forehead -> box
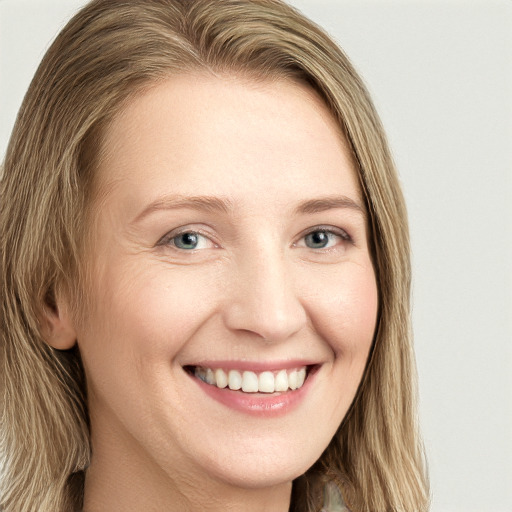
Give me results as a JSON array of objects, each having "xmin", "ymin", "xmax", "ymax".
[{"xmin": 93, "ymin": 73, "xmax": 361, "ymax": 213}]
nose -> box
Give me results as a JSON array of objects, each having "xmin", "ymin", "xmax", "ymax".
[{"xmin": 222, "ymin": 248, "xmax": 308, "ymax": 342}]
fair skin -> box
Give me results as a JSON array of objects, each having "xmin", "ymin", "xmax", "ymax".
[{"xmin": 48, "ymin": 73, "xmax": 378, "ymax": 512}]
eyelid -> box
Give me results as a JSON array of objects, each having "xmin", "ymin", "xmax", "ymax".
[
  {"xmin": 294, "ymin": 225, "xmax": 353, "ymax": 247},
  {"xmin": 156, "ymin": 224, "xmax": 353, "ymax": 250},
  {"xmin": 157, "ymin": 226, "xmax": 219, "ymax": 249}
]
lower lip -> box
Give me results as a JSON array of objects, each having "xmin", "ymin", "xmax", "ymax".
[{"xmin": 188, "ymin": 367, "xmax": 318, "ymax": 417}]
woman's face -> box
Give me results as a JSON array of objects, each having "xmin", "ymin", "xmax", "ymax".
[{"xmin": 75, "ymin": 74, "xmax": 378, "ymax": 492}]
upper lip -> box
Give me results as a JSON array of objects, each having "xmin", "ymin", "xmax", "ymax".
[{"xmin": 183, "ymin": 360, "xmax": 320, "ymax": 372}]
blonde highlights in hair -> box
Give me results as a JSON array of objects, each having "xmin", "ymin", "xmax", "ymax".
[{"xmin": 0, "ymin": 1, "xmax": 429, "ymax": 510}]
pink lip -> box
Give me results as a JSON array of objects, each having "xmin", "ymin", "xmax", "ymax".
[{"xmin": 186, "ymin": 364, "xmax": 320, "ymax": 417}]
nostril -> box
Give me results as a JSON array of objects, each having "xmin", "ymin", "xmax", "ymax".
[{"xmin": 222, "ymin": 301, "xmax": 307, "ymax": 343}]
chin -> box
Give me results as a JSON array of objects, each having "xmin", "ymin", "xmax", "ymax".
[{"xmin": 186, "ymin": 430, "xmax": 329, "ymax": 491}]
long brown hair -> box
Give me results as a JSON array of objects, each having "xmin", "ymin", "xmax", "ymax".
[{"xmin": 0, "ymin": 1, "xmax": 429, "ymax": 510}]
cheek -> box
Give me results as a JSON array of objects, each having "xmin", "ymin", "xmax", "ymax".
[
  {"xmin": 304, "ymin": 261, "xmax": 378, "ymax": 358},
  {"xmin": 81, "ymin": 262, "xmax": 221, "ymax": 363},
  {"xmin": 76, "ymin": 262, "xmax": 224, "ymax": 429}
]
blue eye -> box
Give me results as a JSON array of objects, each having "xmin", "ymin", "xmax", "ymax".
[
  {"xmin": 304, "ymin": 230, "xmax": 331, "ymax": 249},
  {"xmin": 158, "ymin": 228, "xmax": 216, "ymax": 252},
  {"xmin": 171, "ymin": 231, "xmax": 215, "ymax": 250},
  {"xmin": 300, "ymin": 228, "xmax": 350, "ymax": 250},
  {"xmin": 173, "ymin": 232, "xmax": 200, "ymax": 250}
]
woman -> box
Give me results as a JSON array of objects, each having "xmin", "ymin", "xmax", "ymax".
[{"xmin": 0, "ymin": 1, "xmax": 429, "ymax": 511}]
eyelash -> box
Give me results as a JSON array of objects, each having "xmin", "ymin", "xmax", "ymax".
[
  {"xmin": 158, "ymin": 229, "xmax": 217, "ymax": 251},
  {"xmin": 158, "ymin": 226, "xmax": 353, "ymax": 252},
  {"xmin": 295, "ymin": 226, "xmax": 353, "ymax": 250}
]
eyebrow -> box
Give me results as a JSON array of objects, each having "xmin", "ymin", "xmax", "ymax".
[
  {"xmin": 294, "ymin": 196, "xmax": 366, "ymax": 216},
  {"xmin": 132, "ymin": 193, "xmax": 365, "ymax": 224},
  {"xmin": 132, "ymin": 195, "xmax": 234, "ymax": 224}
]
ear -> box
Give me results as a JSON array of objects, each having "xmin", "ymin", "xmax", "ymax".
[{"xmin": 41, "ymin": 289, "xmax": 77, "ymax": 350}]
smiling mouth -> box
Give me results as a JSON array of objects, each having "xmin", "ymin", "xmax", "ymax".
[{"xmin": 185, "ymin": 365, "xmax": 315, "ymax": 394}]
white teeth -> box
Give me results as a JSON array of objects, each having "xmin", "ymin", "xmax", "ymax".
[
  {"xmin": 258, "ymin": 371, "xmax": 275, "ymax": 393},
  {"xmin": 274, "ymin": 369, "xmax": 288, "ymax": 392},
  {"xmin": 194, "ymin": 366, "xmax": 205, "ymax": 381},
  {"xmin": 193, "ymin": 366, "xmax": 309, "ymax": 393},
  {"xmin": 215, "ymin": 368, "xmax": 228, "ymax": 388},
  {"xmin": 297, "ymin": 367, "xmax": 306, "ymax": 388},
  {"xmin": 242, "ymin": 371, "xmax": 259, "ymax": 392},
  {"xmin": 228, "ymin": 370, "xmax": 242, "ymax": 390},
  {"xmin": 288, "ymin": 369, "xmax": 298, "ymax": 390},
  {"xmin": 205, "ymin": 368, "xmax": 215, "ymax": 385}
]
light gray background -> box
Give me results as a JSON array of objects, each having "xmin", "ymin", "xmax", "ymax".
[{"xmin": 1, "ymin": 1, "xmax": 511, "ymax": 511}]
